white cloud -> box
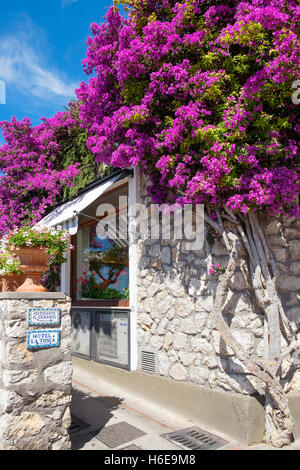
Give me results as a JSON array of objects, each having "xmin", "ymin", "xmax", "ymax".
[{"xmin": 0, "ymin": 20, "xmax": 78, "ymax": 103}]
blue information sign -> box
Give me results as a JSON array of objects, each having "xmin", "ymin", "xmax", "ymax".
[{"xmin": 27, "ymin": 330, "xmax": 61, "ymax": 349}]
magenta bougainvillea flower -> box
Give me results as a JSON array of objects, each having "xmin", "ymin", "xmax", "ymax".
[
  {"xmin": 75, "ymin": 0, "xmax": 299, "ymax": 217},
  {"xmin": 0, "ymin": 0, "xmax": 299, "ymax": 234},
  {"xmin": 0, "ymin": 112, "xmax": 80, "ymax": 233}
]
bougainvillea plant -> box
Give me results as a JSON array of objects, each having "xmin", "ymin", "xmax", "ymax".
[
  {"xmin": 0, "ymin": 116, "xmax": 79, "ymax": 234},
  {"xmin": 73, "ymin": 0, "xmax": 300, "ymax": 447},
  {"xmin": 209, "ymin": 263, "xmax": 226, "ymax": 275},
  {"xmin": 0, "ymin": 102, "xmax": 113, "ymax": 234},
  {"xmin": 0, "ymin": 0, "xmax": 298, "ymax": 447}
]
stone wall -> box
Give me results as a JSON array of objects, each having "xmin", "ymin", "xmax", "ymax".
[
  {"xmin": 0, "ymin": 293, "xmax": 72, "ymax": 450},
  {"xmin": 136, "ymin": 175, "xmax": 300, "ymax": 396}
]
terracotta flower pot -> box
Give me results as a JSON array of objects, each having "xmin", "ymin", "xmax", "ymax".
[
  {"xmin": 12, "ymin": 247, "xmax": 50, "ymax": 293},
  {"xmin": 0, "ymin": 273, "xmax": 26, "ymax": 292}
]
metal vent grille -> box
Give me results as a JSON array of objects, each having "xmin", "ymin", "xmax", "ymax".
[
  {"xmin": 141, "ymin": 350, "xmax": 156, "ymax": 374},
  {"xmin": 161, "ymin": 427, "xmax": 228, "ymax": 450},
  {"xmin": 94, "ymin": 422, "xmax": 146, "ymax": 448}
]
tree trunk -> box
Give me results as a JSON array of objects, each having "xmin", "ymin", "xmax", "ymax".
[{"xmin": 206, "ymin": 209, "xmax": 298, "ymax": 447}]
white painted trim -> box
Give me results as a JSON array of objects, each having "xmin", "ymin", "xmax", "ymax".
[
  {"xmin": 128, "ymin": 168, "xmax": 140, "ymax": 371},
  {"xmin": 38, "ymin": 173, "xmax": 123, "ymax": 231},
  {"xmin": 60, "ymin": 246, "xmax": 71, "ymax": 296},
  {"xmin": 59, "ymin": 176, "xmax": 130, "ymax": 295}
]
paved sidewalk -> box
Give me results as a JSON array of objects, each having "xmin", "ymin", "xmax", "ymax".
[{"xmin": 70, "ymin": 357, "xmax": 300, "ymax": 451}]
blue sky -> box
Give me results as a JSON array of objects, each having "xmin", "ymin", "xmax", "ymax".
[{"xmin": 0, "ymin": 0, "xmax": 114, "ymax": 145}]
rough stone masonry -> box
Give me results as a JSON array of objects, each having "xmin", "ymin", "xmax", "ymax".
[
  {"xmin": 136, "ymin": 174, "xmax": 300, "ymax": 397},
  {"xmin": 0, "ymin": 293, "xmax": 72, "ymax": 450}
]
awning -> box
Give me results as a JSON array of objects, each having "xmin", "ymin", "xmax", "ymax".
[{"xmin": 38, "ymin": 172, "xmax": 124, "ymax": 235}]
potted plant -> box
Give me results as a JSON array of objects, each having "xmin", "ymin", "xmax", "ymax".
[
  {"xmin": 0, "ymin": 249, "xmax": 25, "ymax": 292},
  {"xmin": 4, "ymin": 225, "xmax": 70, "ymax": 292}
]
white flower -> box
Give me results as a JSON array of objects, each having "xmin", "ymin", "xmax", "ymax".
[{"xmin": 34, "ymin": 225, "xmax": 42, "ymax": 233}]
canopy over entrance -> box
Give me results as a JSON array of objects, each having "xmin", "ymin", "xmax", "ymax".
[{"xmin": 38, "ymin": 170, "xmax": 128, "ymax": 235}]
